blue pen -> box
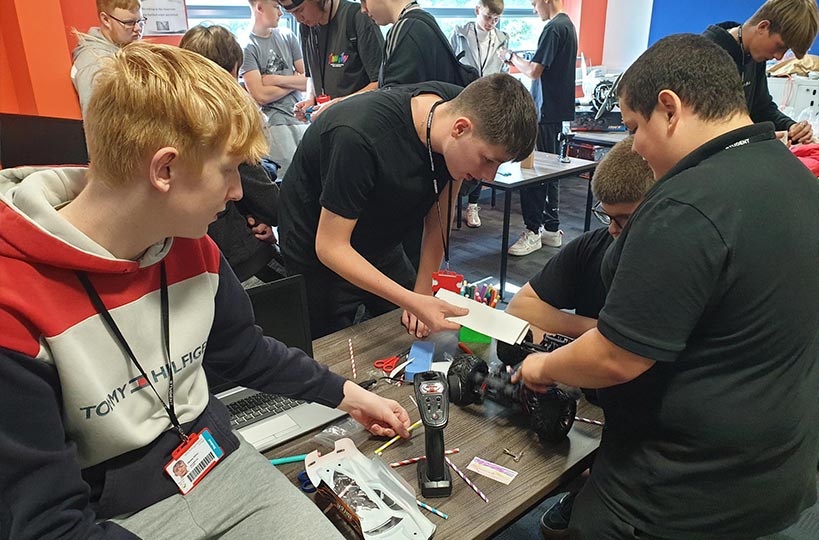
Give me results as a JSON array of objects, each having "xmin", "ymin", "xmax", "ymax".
[
  {"xmin": 269, "ymin": 454, "xmax": 308, "ymax": 466},
  {"xmin": 304, "ymin": 105, "xmax": 315, "ymax": 122}
]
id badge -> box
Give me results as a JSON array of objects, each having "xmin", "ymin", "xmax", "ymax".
[
  {"xmin": 316, "ymin": 94, "xmax": 331, "ymax": 104},
  {"xmin": 432, "ymin": 270, "xmax": 464, "ymax": 294},
  {"xmin": 164, "ymin": 429, "xmax": 224, "ymax": 495}
]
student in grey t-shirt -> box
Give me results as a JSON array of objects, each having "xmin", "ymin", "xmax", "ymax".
[{"xmin": 242, "ymin": 0, "xmax": 309, "ymax": 176}]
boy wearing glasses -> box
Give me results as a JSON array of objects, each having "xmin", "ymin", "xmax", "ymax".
[
  {"xmin": 506, "ymin": 136, "xmax": 653, "ymax": 341},
  {"xmin": 72, "ymin": 0, "xmax": 146, "ymax": 115},
  {"xmin": 449, "ymin": 0, "xmax": 510, "ymax": 229},
  {"xmin": 505, "ymin": 135, "xmax": 653, "ymax": 537}
]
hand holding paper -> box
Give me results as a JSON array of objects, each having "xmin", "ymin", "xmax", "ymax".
[{"xmin": 435, "ymin": 289, "xmax": 530, "ymax": 345}]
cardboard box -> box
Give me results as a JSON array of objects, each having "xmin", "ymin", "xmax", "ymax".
[{"xmin": 571, "ymin": 106, "xmax": 626, "ymax": 132}]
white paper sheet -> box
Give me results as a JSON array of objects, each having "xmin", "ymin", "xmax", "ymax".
[{"xmin": 435, "ymin": 289, "xmax": 530, "ymax": 345}]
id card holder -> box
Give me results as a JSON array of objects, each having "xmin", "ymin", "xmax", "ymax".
[
  {"xmin": 432, "ymin": 270, "xmax": 464, "ymax": 294},
  {"xmin": 164, "ymin": 429, "xmax": 224, "ymax": 495},
  {"xmin": 316, "ymin": 94, "xmax": 331, "ymax": 105}
]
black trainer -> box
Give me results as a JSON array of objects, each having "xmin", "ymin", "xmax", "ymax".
[{"xmin": 540, "ymin": 492, "xmax": 575, "ymax": 539}]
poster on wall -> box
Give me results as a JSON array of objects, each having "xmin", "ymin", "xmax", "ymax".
[{"xmin": 141, "ymin": 0, "xmax": 188, "ymax": 36}]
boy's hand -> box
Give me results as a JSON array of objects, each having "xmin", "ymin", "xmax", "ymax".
[
  {"xmin": 402, "ymin": 294, "xmax": 468, "ymax": 337},
  {"xmin": 294, "ymin": 97, "xmax": 316, "ymax": 122},
  {"xmin": 789, "ymin": 120, "xmax": 813, "ymax": 145},
  {"xmin": 338, "ymin": 381, "xmax": 411, "ymax": 438},
  {"xmin": 511, "ymin": 352, "xmax": 556, "ymax": 393},
  {"xmin": 246, "ymin": 215, "xmax": 277, "ymax": 244}
]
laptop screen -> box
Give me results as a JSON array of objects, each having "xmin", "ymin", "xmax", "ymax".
[{"xmin": 207, "ymin": 274, "xmax": 313, "ymax": 394}]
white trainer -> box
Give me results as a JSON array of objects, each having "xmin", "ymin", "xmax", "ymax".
[
  {"xmin": 465, "ymin": 204, "xmax": 481, "ymax": 228},
  {"xmin": 541, "ymin": 229, "xmax": 564, "ymax": 248},
  {"xmin": 508, "ymin": 230, "xmax": 542, "ymax": 256}
]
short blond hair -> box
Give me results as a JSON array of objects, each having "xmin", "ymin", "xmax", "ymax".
[
  {"xmin": 479, "ymin": 0, "xmax": 504, "ymax": 15},
  {"xmin": 97, "ymin": 0, "xmax": 141, "ymax": 13},
  {"xmin": 592, "ymin": 136, "xmax": 655, "ymax": 204},
  {"xmin": 84, "ymin": 41, "xmax": 267, "ymax": 186},
  {"xmin": 748, "ymin": 0, "xmax": 819, "ymax": 58}
]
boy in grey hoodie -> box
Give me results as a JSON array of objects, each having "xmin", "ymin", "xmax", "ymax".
[{"xmin": 71, "ymin": 0, "xmax": 146, "ymax": 115}]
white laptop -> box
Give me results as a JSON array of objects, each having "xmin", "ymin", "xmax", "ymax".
[{"xmin": 209, "ymin": 275, "xmax": 346, "ymax": 452}]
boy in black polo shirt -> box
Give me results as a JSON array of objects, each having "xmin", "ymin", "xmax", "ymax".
[
  {"xmin": 279, "ymin": 74, "xmax": 538, "ymax": 339},
  {"xmin": 513, "ymin": 34, "xmax": 819, "ymax": 539},
  {"xmin": 500, "ymin": 0, "xmax": 576, "ymax": 255}
]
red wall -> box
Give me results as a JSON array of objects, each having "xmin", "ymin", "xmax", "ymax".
[
  {"xmin": 0, "ymin": 0, "xmax": 182, "ymax": 120},
  {"xmin": 0, "ymin": 0, "xmax": 607, "ymax": 121}
]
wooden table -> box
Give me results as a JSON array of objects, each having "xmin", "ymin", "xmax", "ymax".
[
  {"xmin": 266, "ymin": 312, "xmax": 603, "ymax": 540},
  {"xmin": 472, "ymin": 152, "xmax": 598, "ymax": 300}
]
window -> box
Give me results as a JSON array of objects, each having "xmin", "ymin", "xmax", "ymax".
[{"xmin": 186, "ymin": 1, "xmax": 543, "ymax": 49}]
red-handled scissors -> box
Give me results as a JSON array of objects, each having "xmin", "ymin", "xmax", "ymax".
[{"xmin": 374, "ymin": 349, "xmax": 409, "ymax": 374}]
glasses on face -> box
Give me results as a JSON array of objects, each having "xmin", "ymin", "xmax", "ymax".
[
  {"xmin": 592, "ymin": 201, "xmax": 628, "ymax": 229},
  {"xmin": 105, "ymin": 12, "xmax": 148, "ymax": 30}
]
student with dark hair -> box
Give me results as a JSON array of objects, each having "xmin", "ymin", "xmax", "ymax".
[
  {"xmin": 279, "ymin": 0, "xmax": 385, "ymax": 122},
  {"xmin": 499, "ymin": 0, "xmax": 577, "ymax": 256},
  {"xmin": 180, "ymin": 24, "xmax": 285, "ymax": 287},
  {"xmin": 513, "ymin": 33, "xmax": 819, "ymax": 539},
  {"xmin": 279, "ymin": 74, "xmax": 538, "ymax": 339},
  {"xmin": 703, "ymin": 0, "xmax": 818, "ymax": 144},
  {"xmin": 360, "ymin": 0, "xmax": 470, "ymax": 271}
]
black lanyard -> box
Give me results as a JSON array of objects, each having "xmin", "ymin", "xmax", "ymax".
[
  {"xmin": 473, "ymin": 24, "xmax": 492, "ymax": 77},
  {"xmin": 737, "ymin": 25, "xmax": 747, "ymax": 84},
  {"xmin": 309, "ymin": 0, "xmax": 335, "ymax": 96},
  {"xmin": 399, "ymin": 0, "xmax": 419, "ymax": 19},
  {"xmin": 76, "ymin": 262, "xmax": 188, "ymax": 444},
  {"xmin": 426, "ymin": 99, "xmax": 452, "ymax": 268}
]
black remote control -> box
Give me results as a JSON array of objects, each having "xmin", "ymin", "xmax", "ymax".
[{"xmin": 414, "ymin": 371, "xmax": 452, "ymax": 497}]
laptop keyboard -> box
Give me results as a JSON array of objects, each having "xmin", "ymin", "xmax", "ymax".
[{"xmin": 227, "ymin": 393, "xmax": 304, "ymax": 429}]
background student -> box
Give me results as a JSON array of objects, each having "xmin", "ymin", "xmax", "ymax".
[
  {"xmin": 278, "ymin": 0, "xmax": 385, "ymax": 122},
  {"xmin": 504, "ymin": 135, "xmax": 654, "ymax": 537},
  {"xmin": 499, "ymin": 0, "xmax": 577, "ymax": 256},
  {"xmin": 72, "ymin": 0, "xmax": 145, "ymax": 115},
  {"xmin": 703, "ymin": 0, "xmax": 817, "ymax": 145},
  {"xmin": 0, "ymin": 41, "xmax": 410, "ymax": 539},
  {"xmin": 449, "ymin": 0, "xmax": 511, "ymax": 229},
  {"xmin": 513, "ymin": 34, "xmax": 819, "ymax": 539},
  {"xmin": 278, "ymin": 74, "xmax": 538, "ymax": 339},
  {"xmin": 180, "ymin": 24, "xmax": 286, "ymax": 287},
  {"xmin": 242, "ymin": 0, "xmax": 309, "ymax": 177}
]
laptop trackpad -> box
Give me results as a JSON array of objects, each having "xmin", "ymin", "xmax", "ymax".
[{"xmin": 241, "ymin": 413, "xmax": 298, "ymax": 441}]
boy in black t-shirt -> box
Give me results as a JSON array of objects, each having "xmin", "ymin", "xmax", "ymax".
[
  {"xmin": 279, "ymin": 0, "xmax": 384, "ymax": 121},
  {"xmin": 500, "ymin": 0, "xmax": 576, "ymax": 256},
  {"xmin": 513, "ymin": 34, "xmax": 819, "ymax": 539},
  {"xmin": 279, "ymin": 74, "xmax": 538, "ymax": 339}
]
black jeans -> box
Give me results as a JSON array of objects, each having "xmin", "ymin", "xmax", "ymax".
[
  {"xmin": 520, "ymin": 122, "xmax": 561, "ymax": 233},
  {"xmin": 293, "ymin": 246, "xmax": 416, "ymax": 339}
]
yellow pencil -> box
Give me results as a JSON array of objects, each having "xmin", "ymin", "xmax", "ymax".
[{"xmin": 374, "ymin": 419, "xmax": 423, "ymax": 455}]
